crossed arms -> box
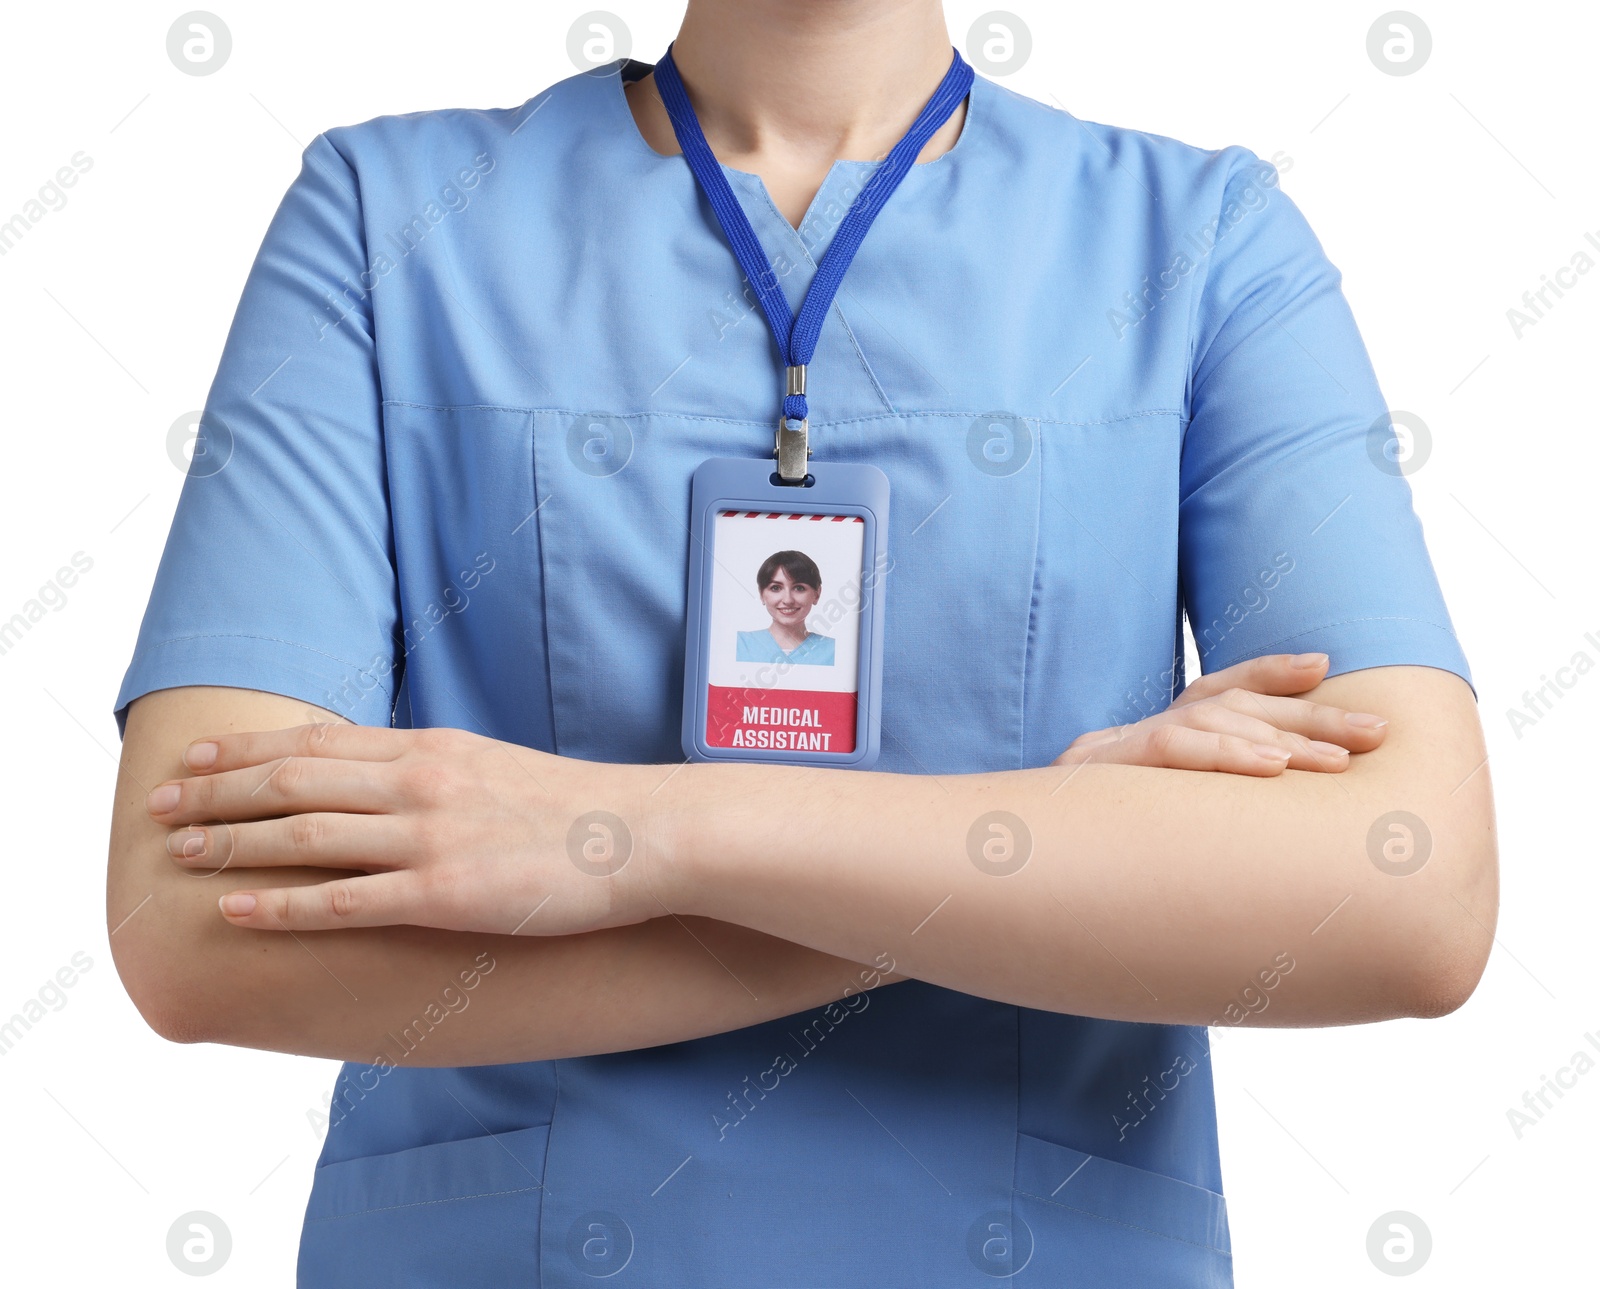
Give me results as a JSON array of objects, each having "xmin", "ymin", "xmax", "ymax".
[{"xmin": 107, "ymin": 655, "xmax": 1496, "ymax": 1066}]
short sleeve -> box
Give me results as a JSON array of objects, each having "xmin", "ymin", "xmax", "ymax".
[
  {"xmin": 1177, "ymin": 149, "xmax": 1473, "ymax": 696},
  {"xmin": 112, "ymin": 131, "xmax": 401, "ymax": 738}
]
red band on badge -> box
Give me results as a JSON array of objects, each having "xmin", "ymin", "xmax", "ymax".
[{"xmin": 706, "ymin": 686, "xmax": 857, "ymax": 754}]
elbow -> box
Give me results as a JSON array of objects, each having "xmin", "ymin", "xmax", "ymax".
[
  {"xmin": 1404, "ymin": 942, "xmax": 1490, "ymax": 1019},
  {"xmin": 142, "ymin": 1005, "xmax": 216, "ymax": 1047},
  {"xmin": 1397, "ymin": 837, "xmax": 1499, "ymax": 1021},
  {"xmin": 109, "ymin": 919, "xmax": 224, "ymax": 1047},
  {"xmin": 114, "ymin": 957, "xmax": 217, "ymax": 1046}
]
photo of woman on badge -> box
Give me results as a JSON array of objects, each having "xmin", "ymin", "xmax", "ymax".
[{"xmin": 737, "ymin": 549, "xmax": 837, "ymax": 665}]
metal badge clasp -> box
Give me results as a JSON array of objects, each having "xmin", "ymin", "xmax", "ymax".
[
  {"xmin": 775, "ymin": 365, "xmax": 810, "ymax": 483},
  {"xmin": 775, "ymin": 417, "xmax": 810, "ymax": 482}
]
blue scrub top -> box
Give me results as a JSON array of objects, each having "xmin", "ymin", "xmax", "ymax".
[
  {"xmin": 736, "ymin": 628, "xmax": 835, "ymax": 665},
  {"xmin": 114, "ymin": 55, "xmax": 1471, "ymax": 1288}
]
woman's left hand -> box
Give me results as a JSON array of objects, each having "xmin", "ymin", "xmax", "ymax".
[
  {"xmin": 145, "ymin": 722, "xmax": 668, "ymax": 936},
  {"xmin": 1052, "ymin": 652, "xmax": 1387, "ymax": 776}
]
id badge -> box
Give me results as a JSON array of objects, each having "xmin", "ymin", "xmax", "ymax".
[{"xmin": 681, "ymin": 457, "xmax": 889, "ymax": 768}]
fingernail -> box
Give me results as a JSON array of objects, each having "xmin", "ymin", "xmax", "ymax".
[
  {"xmin": 220, "ymin": 893, "xmax": 256, "ymax": 917},
  {"xmin": 1345, "ymin": 713, "xmax": 1388, "ymax": 729},
  {"xmin": 1308, "ymin": 740, "xmax": 1349, "ymax": 759},
  {"xmin": 1252, "ymin": 743, "xmax": 1292, "ymax": 762},
  {"xmin": 184, "ymin": 741, "xmax": 218, "ymax": 770},
  {"xmin": 167, "ymin": 829, "xmax": 207, "ymax": 859},
  {"xmin": 1290, "ymin": 653, "xmax": 1328, "ymax": 668},
  {"xmin": 147, "ymin": 784, "xmax": 181, "ymax": 814}
]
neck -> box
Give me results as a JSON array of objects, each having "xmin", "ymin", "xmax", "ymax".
[
  {"xmin": 625, "ymin": 2, "xmax": 962, "ymax": 229},
  {"xmin": 639, "ymin": 0, "xmax": 957, "ymax": 168}
]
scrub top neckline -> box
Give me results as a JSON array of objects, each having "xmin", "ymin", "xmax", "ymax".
[
  {"xmin": 606, "ymin": 56, "xmax": 981, "ymax": 233},
  {"xmin": 772, "ymin": 628, "xmax": 819, "ymax": 656}
]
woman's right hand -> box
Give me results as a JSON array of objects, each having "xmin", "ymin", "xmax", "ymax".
[{"xmin": 1052, "ymin": 652, "xmax": 1389, "ymax": 777}]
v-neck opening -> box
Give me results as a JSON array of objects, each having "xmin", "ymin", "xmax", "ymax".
[{"xmin": 607, "ymin": 56, "xmax": 979, "ymax": 234}]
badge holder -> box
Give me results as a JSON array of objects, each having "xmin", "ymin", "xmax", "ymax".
[{"xmin": 682, "ymin": 394, "xmax": 889, "ymax": 768}]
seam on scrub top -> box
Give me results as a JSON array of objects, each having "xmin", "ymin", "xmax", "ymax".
[
  {"xmin": 765, "ymin": 212, "xmax": 896, "ymax": 419},
  {"xmin": 381, "ymin": 400, "xmax": 1184, "ymax": 431},
  {"xmin": 527, "ymin": 412, "xmax": 563, "ymax": 757},
  {"xmin": 899, "ymin": 410, "xmax": 1182, "ymax": 429},
  {"xmin": 1205, "ymin": 616, "xmax": 1463, "ymax": 670},
  {"xmin": 537, "ymin": 1058, "xmax": 561, "ymax": 1272},
  {"xmin": 305, "ymin": 1184, "xmax": 544, "ymax": 1222},
  {"xmin": 1178, "ymin": 153, "xmax": 1259, "ymax": 428},
  {"xmin": 1179, "ymin": 589, "xmax": 1195, "ymax": 696},
  {"xmin": 834, "ymin": 294, "xmax": 898, "ymax": 416},
  {"xmin": 127, "ymin": 633, "xmax": 397, "ymax": 715},
  {"xmin": 1014, "ymin": 1189, "xmax": 1231, "ymax": 1256},
  {"xmin": 387, "ymin": 653, "xmax": 407, "ymax": 728},
  {"xmin": 745, "ymin": 159, "xmax": 820, "ymax": 251},
  {"xmin": 930, "ymin": 66, "xmax": 985, "ymax": 172},
  {"xmin": 132, "ymin": 631, "xmax": 384, "ymax": 675},
  {"xmin": 722, "ymin": 162, "xmax": 897, "ymax": 420},
  {"xmin": 1010, "ymin": 1007, "xmax": 1022, "ymax": 1256},
  {"xmin": 833, "ymin": 276, "xmax": 954, "ymax": 417},
  {"xmin": 1178, "ymin": 172, "xmax": 1206, "ymax": 428},
  {"xmin": 1017, "ymin": 435, "xmax": 1044, "ymax": 768},
  {"xmin": 1183, "ymin": 150, "xmax": 1279, "ymax": 417},
  {"xmin": 1190, "ymin": 278, "xmax": 1330, "ymax": 416}
]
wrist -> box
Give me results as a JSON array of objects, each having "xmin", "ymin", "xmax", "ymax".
[{"xmin": 629, "ymin": 760, "xmax": 723, "ymax": 920}]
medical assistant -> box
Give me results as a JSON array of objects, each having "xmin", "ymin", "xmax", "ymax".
[
  {"xmin": 736, "ymin": 629, "xmax": 836, "ymax": 665},
  {"xmin": 113, "ymin": 55, "xmax": 1472, "ymax": 1288}
]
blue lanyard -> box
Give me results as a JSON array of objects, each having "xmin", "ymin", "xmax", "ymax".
[{"xmin": 652, "ymin": 45, "xmax": 973, "ymax": 449}]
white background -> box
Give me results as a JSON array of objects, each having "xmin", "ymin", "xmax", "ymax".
[{"xmin": 1, "ymin": 1, "xmax": 1593, "ymax": 1283}]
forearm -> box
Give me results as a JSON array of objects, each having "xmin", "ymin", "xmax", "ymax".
[
  {"xmin": 111, "ymin": 848, "xmax": 898, "ymax": 1065},
  {"xmin": 110, "ymin": 686, "xmax": 899, "ymax": 1065},
  {"xmin": 656, "ymin": 667, "xmax": 1497, "ymax": 1025}
]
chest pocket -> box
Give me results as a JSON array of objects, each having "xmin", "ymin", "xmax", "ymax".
[{"xmin": 528, "ymin": 410, "xmax": 1043, "ymax": 774}]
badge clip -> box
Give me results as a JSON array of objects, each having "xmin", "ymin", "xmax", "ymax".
[{"xmin": 775, "ymin": 365, "xmax": 810, "ymax": 483}]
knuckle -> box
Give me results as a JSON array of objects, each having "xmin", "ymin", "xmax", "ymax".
[
  {"xmin": 212, "ymin": 821, "xmax": 242, "ymax": 866},
  {"xmin": 289, "ymin": 813, "xmax": 325, "ymax": 853},
  {"xmin": 1148, "ymin": 723, "xmax": 1184, "ymax": 757},
  {"xmin": 326, "ymin": 883, "xmax": 359, "ymax": 921},
  {"xmin": 270, "ymin": 756, "xmax": 306, "ymax": 797},
  {"xmin": 417, "ymin": 727, "xmax": 459, "ymax": 755},
  {"xmin": 1229, "ymin": 734, "xmax": 1275, "ymax": 762},
  {"xmin": 403, "ymin": 759, "xmax": 458, "ymax": 806},
  {"xmin": 175, "ymin": 777, "xmax": 203, "ymax": 814}
]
